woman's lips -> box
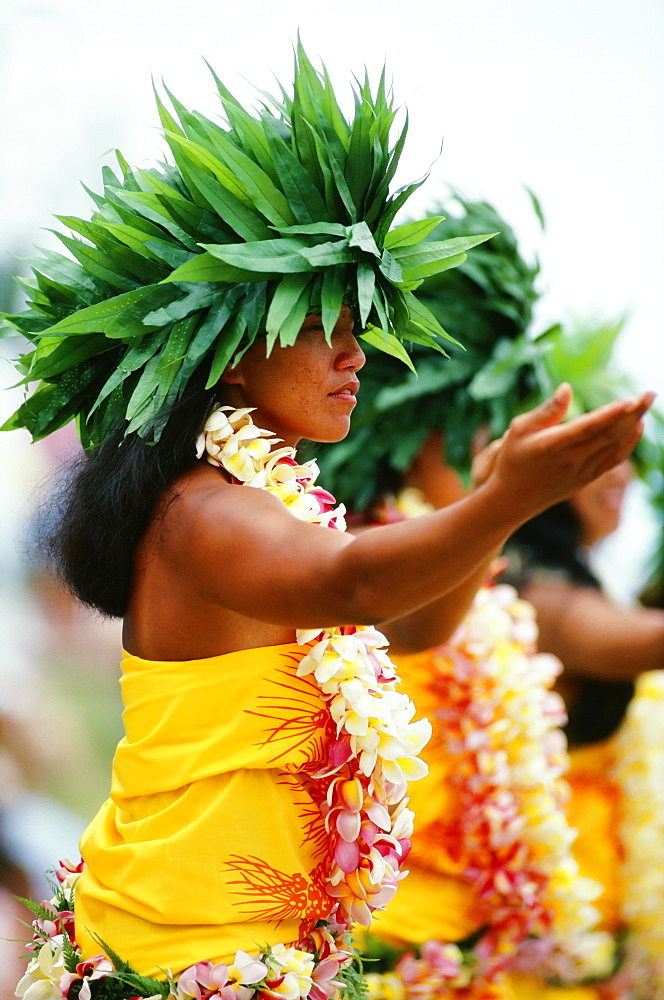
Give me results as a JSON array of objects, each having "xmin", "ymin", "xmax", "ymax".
[{"xmin": 328, "ymin": 381, "xmax": 359, "ymax": 404}]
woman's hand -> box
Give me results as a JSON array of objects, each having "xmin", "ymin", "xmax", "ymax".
[{"xmin": 472, "ymin": 383, "xmax": 654, "ymax": 519}]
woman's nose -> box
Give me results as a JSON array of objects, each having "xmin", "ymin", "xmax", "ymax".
[{"xmin": 335, "ymin": 333, "xmax": 366, "ymax": 372}]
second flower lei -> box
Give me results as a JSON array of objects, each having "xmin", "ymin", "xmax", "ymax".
[
  {"xmin": 363, "ymin": 490, "xmax": 615, "ymax": 997},
  {"xmin": 15, "ymin": 408, "xmax": 431, "ymax": 1000}
]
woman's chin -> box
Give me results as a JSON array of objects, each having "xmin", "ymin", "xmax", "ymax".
[{"xmin": 304, "ymin": 421, "xmax": 352, "ymax": 445}]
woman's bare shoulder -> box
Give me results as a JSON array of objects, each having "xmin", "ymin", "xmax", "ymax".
[{"xmin": 154, "ymin": 463, "xmax": 298, "ymax": 563}]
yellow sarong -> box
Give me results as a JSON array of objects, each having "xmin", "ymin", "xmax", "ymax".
[{"xmin": 75, "ymin": 642, "xmax": 333, "ymax": 977}]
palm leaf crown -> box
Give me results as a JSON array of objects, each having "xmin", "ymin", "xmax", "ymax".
[
  {"xmin": 317, "ymin": 193, "xmax": 551, "ymax": 511},
  {"xmin": 2, "ymin": 42, "xmax": 493, "ymax": 450}
]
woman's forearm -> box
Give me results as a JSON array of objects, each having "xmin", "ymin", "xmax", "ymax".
[
  {"xmin": 331, "ymin": 481, "xmax": 523, "ymax": 625},
  {"xmin": 378, "ymin": 552, "xmax": 498, "ymax": 653}
]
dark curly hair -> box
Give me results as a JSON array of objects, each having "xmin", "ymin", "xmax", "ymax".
[{"xmin": 44, "ymin": 366, "xmax": 216, "ymax": 619}]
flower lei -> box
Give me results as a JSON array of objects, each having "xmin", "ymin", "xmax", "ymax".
[
  {"xmin": 16, "ymin": 409, "xmax": 430, "ymax": 1000},
  {"xmin": 363, "ymin": 490, "xmax": 614, "ymax": 996},
  {"xmin": 610, "ymin": 670, "xmax": 664, "ymax": 996},
  {"xmin": 17, "ymin": 861, "xmax": 355, "ymax": 1000},
  {"xmin": 451, "ymin": 585, "xmax": 613, "ymax": 982}
]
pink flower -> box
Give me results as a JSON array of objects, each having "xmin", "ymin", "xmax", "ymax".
[
  {"xmin": 60, "ymin": 955, "xmax": 113, "ymax": 1000},
  {"xmin": 33, "ymin": 910, "xmax": 76, "ymax": 945},
  {"xmin": 420, "ymin": 940, "xmax": 464, "ymax": 978},
  {"xmin": 309, "ymin": 958, "xmax": 343, "ymax": 1000},
  {"xmin": 55, "ymin": 859, "xmax": 85, "ymax": 884},
  {"xmin": 177, "ymin": 961, "xmax": 237, "ymax": 1000}
]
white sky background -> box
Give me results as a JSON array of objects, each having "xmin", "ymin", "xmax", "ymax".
[{"xmin": 1, "ymin": 0, "xmax": 663, "ymax": 593}]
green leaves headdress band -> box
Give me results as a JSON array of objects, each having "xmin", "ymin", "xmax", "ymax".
[{"xmin": 2, "ymin": 43, "xmax": 493, "ymax": 449}]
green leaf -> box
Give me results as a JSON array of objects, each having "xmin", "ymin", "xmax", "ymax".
[
  {"xmin": 274, "ymin": 222, "xmax": 348, "ymax": 238},
  {"xmin": 165, "ymin": 250, "xmax": 266, "ymax": 284},
  {"xmin": 346, "ymin": 100, "xmax": 373, "ymax": 210},
  {"xmin": 204, "ymin": 237, "xmax": 316, "ymax": 274},
  {"xmin": 360, "ymin": 326, "xmax": 415, "ymax": 372},
  {"xmin": 264, "ymin": 126, "xmax": 330, "ymax": 225},
  {"xmin": 371, "ymin": 282, "xmax": 391, "ymax": 337},
  {"xmin": 356, "ymin": 261, "xmax": 376, "ymax": 327},
  {"xmin": 54, "ymin": 232, "xmax": 138, "ymax": 292},
  {"xmin": 163, "ymin": 130, "xmax": 251, "ymax": 206},
  {"xmin": 25, "ymin": 334, "xmax": 114, "ymax": 383},
  {"xmin": 55, "ymin": 217, "xmax": 168, "ymax": 283},
  {"xmin": 326, "ymin": 146, "xmax": 358, "ymax": 221},
  {"xmin": 297, "ymin": 240, "xmax": 355, "ymax": 268},
  {"xmin": 37, "ymin": 286, "xmax": 160, "ymax": 337},
  {"xmin": 400, "ymin": 252, "xmax": 467, "ymax": 285},
  {"xmin": 276, "ymin": 279, "xmax": 313, "ymax": 350},
  {"xmin": 265, "ymin": 273, "xmax": 311, "ymax": 348},
  {"xmin": 143, "ymin": 283, "xmax": 220, "ymax": 326},
  {"xmin": 110, "ymin": 187, "xmax": 199, "ymax": 250},
  {"xmin": 155, "ymin": 315, "xmax": 198, "ymax": 404},
  {"xmin": 374, "ymin": 175, "xmax": 426, "ymax": 247},
  {"xmin": 321, "ymin": 267, "xmax": 345, "ymax": 341},
  {"xmin": 135, "ymin": 168, "xmax": 235, "ymax": 243},
  {"xmin": 198, "ymin": 285, "xmax": 247, "ymax": 387},
  {"xmin": 243, "ymin": 281, "xmax": 268, "ymax": 347},
  {"xmin": 394, "ymin": 233, "xmax": 497, "ymax": 282},
  {"xmin": 348, "ymin": 221, "xmax": 380, "ymax": 258},
  {"xmin": 366, "ymin": 113, "xmax": 409, "ymax": 229},
  {"xmin": 469, "ymin": 337, "xmax": 540, "ymax": 399},
  {"xmin": 384, "ymin": 216, "xmax": 446, "ymax": 249},
  {"xmin": 206, "ymin": 308, "xmax": 247, "ymax": 387},
  {"xmin": 373, "ymin": 364, "xmax": 457, "ymax": 411},
  {"xmin": 165, "ymin": 128, "xmax": 297, "ymax": 229},
  {"xmin": 378, "ymin": 249, "xmax": 403, "ymax": 284},
  {"xmin": 407, "ymin": 294, "xmax": 461, "ymax": 347},
  {"xmin": 125, "ymin": 352, "xmax": 163, "ymax": 425},
  {"xmin": 181, "ymin": 164, "xmax": 274, "ymax": 242}
]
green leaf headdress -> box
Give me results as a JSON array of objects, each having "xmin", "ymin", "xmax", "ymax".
[
  {"xmin": 1, "ymin": 42, "xmax": 492, "ymax": 450},
  {"xmin": 317, "ymin": 192, "xmax": 551, "ymax": 511}
]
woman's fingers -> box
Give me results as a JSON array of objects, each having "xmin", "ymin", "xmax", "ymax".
[
  {"xmin": 491, "ymin": 388, "xmax": 656, "ymax": 515},
  {"xmin": 536, "ymin": 390, "xmax": 653, "ymax": 456},
  {"xmin": 510, "ymin": 382, "xmax": 572, "ymax": 437}
]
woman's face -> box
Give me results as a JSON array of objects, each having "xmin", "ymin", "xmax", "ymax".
[
  {"xmin": 221, "ymin": 304, "xmax": 366, "ymax": 446},
  {"xmin": 569, "ymin": 459, "xmax": 633, "ymax": 546}
]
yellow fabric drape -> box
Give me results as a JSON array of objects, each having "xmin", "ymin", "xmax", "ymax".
[
  {"xmin": 75, "ymin": 642, "xmax": 334, "ymax": 977},
  {"xmin": 563, "ymin": 741, "xmax": 624, "ymax": 932}
]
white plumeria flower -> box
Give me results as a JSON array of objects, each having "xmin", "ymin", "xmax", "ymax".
[
  {"xmin": 267, "ymin": 945, "xmax": 314, "ymax": 999},
  {"xmin": 390, "ymin": 803, "xmax": 415, "ymax": 840},
  {"xmin": 228, "ymin": 949, "xmax": 269, "ymax": 985},
  {"xmin": 16, "ymin": 945, "xmax": 67, "ymax": 1000}
]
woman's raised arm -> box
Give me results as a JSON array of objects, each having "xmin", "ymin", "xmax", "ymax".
[{"xmin": 157, "ymin": 385, "xmax": 654, "ymax": 631}]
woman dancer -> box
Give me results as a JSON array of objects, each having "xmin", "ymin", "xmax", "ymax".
[
  {"xmin": 3, "ymin": 55, "xmax": 652, "ymax": 999},
  {"xmin": 317, "ymin": 201, "xmax": 656, "ymax": 993},
  {"xmin": 503, "ymin": 323, "xmax": 664, "ymax": 997}
]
